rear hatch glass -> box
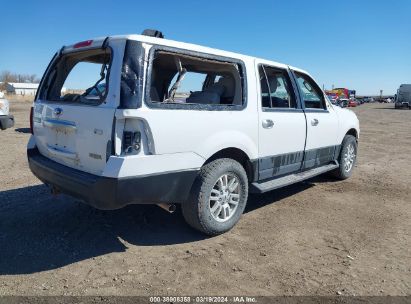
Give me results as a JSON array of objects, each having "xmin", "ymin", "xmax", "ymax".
[{"xmin": 33, "ymin": 47, "xmax": 117, "ymax": 175}]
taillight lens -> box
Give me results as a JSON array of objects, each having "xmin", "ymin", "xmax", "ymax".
[
  {"xmin": 30, "ymin": 107, "xmax": 34, "ymax": 134},
  {"xmin": 123, "ymin": 131, "xmax": 141, "ymax": 154}
]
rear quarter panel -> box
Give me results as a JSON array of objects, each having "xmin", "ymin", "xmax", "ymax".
[{"xmin": 131, "ymin": 55, "xmax": 259, "ymax": 164}]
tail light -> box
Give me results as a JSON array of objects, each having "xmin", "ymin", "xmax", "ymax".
[
  {"xmin": 30, "ymin": 107, "xmax": 34, "ymax": 134},
  {"xmin": 123, "ymin": 131, "xmax": 141, "ymax": 154},
  {"xmin": 73, "ymin": 40, "xmax": 93, "ymax": 49}
]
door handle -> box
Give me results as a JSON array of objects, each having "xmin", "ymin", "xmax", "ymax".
[
  {"xmin": 311, "ymin": 118, "xmax": 319, "ymax": 126},
  {"xmin": 262, "ymin": 119, "xmax": 274, "ymax": 129}
]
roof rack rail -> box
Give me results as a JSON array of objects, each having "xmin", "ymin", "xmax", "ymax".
[{"xmin": 141, "ymin": 29, "xmax": 164, "ymax": 38}]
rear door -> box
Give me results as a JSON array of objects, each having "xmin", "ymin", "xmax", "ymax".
[
  {"xmin": 257, "ymin": 64, "xmax": 306, "ymax": 180},
  {"xmin": 33, "ymin": 40, "xmax": 123, "ymax": 175},
  {"xmin": 292, "ymin": 71, "xmax": 339, "ymax": 170}
]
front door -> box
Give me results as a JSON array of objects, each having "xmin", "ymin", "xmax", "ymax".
[
  {"xmin": 293, "ymin": 71, "xmax": 339, "ymax": 170},
  {"xmin": 257, "ymin": 64, "xmax": 306, "ymax": 180}
]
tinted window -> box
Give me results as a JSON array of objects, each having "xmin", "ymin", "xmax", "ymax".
[
  {"xmin": 295, "ymin": 72, "xmax": 325, "ymax": 109},
  {"xmin": 259, "ymin": 66, "xmax": 296, "ymax": 109}
]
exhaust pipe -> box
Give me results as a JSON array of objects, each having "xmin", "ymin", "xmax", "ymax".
[{"xmin": 157, "ymin": 203, "xmax": 176, "ymax": 214}]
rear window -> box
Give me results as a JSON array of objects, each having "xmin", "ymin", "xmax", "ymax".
[{"xmin": 40, "ymin": 48, "xmax": 111, "ymax": 105}]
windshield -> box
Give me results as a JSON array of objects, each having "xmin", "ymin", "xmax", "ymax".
[{"xmin": 40, "ymin": 48, "xmax": 111, "ymax": 105}]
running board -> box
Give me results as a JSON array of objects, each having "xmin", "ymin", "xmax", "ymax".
[{"xmin": 250, "ymin": 163, "xmax": 339, "ymax": 193}]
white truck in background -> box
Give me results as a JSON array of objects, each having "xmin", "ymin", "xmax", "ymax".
[
  {"xmin": 0, "ymin": 92, "xmax": 15, "ymax": 130},
  {"xmin": 395, "ymin": 84, "xmax": 411, "ymax": 109}
]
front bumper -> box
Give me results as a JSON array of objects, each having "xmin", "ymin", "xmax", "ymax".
[
  {"xmin": 28, "ymin": 148, "xmax": 198, "ymax": 210},
  {"xmin": 0, "ymin": 115, "xmax": 14, "ymax": 130}
]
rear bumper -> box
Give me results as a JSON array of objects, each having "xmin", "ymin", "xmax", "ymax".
[
  {"xmin": 27, "ymin": 148, "xmax": 198, "ymax": 210},
  {"xmin": 0, "ymin": 115, "xmax": 14, "ymax": 130}
]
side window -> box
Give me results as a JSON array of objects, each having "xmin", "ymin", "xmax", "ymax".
[
  {"xmin": 149, "ymin": 51, "xmax": 244, "ymax": 106},
  {"xmin": 259, "ymin": 65, "xmax": 296, "ymax": 109},
  {"xmin": 294, "ymin": 72, "xmax": 326, "ymax": 109},
  {"xmin": 167, "ymin": 72, "xmax": 207, "ymax": 103}
]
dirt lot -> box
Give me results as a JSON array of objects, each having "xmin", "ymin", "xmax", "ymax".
[{"xmin": 0, "ymin": 101, "xmax": 410, "ymax": 296}]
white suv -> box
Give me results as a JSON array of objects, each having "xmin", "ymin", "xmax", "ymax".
[
  {"xmin": 27, "ymin": 30, "xmax": 360, "ymax": 235},
  {"xmin": 0, "ymin": 92, "xmax": 14, "ymax": 130}
]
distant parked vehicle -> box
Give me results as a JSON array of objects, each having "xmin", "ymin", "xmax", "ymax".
[
  {"xmin": 395, "ymin": 84, "xmax": 411, "ymax": 109},
  {"xmin": 339, "ymin": 98, "xmax": 349, "ymax": 108},
  {"xmin": 0, "ymin": 92, "xmax": 15, "ymax": 130},
  {"xmin": 327, "ymin": 95, "xmax": 340, "ymax": 106},
  {"xmin": 332, "ymin": 99, "xmax": 341, "ymax": 107},
  {"xmin": 348, "ymin": 99, "xmax": 357, "ymax": 107},
  {"xmin": 352, "ymin": 98, "xmax": 361, "ymax": 105}
]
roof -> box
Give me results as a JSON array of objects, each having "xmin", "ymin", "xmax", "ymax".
[
  {"xmin": 8, "ymin": 82, "xmax": 39, "ymax": 89},
  {"xmin": 64, "ymin": 34, "xmax": 309, "ymax": 75},
  {"xmin": 126, "ymin": 34, "xmax": 307, "ymax": 73}
]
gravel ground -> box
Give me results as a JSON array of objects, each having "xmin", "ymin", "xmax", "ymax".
[{"xmin": 0, "ymin": 101, "xmax": 410, "ymax": 296}]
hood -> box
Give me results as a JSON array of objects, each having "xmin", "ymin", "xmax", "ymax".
[{"xmin": 332, "ymin": 104, "xmax": 354, "ymax": 115}]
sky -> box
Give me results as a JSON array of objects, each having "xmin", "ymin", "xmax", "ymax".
[{"xmin": 1, "ymin": 0, "xmax": 410, "ymax": 95}]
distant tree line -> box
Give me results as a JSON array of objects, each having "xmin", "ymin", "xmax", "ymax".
[{"xmin": 0, "ymin": 70, "xmax": 40, "ymax": 84}]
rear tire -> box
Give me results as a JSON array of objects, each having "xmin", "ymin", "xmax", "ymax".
[
  {"xmin": 182, "ymin": 158, "xmax": 248, "ymax": 236},
  {"xmin": 332, "ymin": 135, "xmax": 357, "ymax": 180}
]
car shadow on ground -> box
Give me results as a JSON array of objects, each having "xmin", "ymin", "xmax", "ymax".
[
  {"xmin": 15, "ymin": 127, "xmax": 31, "ymax": 133},
  {"xmin": 245, "ymin": 181, "xmax": 314, "ymax": 213},
  {"xmin": 375, "ymin": 108, "xmax": 408, "ymax": 110},
  {"xmin": 0, "ymin": 178, "xmax": 324, "ymax": 275}
]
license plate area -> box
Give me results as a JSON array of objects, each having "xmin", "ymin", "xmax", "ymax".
[{"xmin": 43, "ymin": 118, "xmax": 77, "ymax": 158}]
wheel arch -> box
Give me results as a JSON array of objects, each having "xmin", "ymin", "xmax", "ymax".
[
  {"xmin": 346, "ymin": 128, "xmax": 358, "ymax": 140},
  {"xmin": 203, "ymin": 147, "xmax": 257, "ymax": 183}
]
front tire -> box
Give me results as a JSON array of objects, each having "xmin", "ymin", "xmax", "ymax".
[
  {"xmin": 332, "ymin": 135, "xmax": 358, "ymax": 180},
  {"xmin": 182, "ymin": 158, "xmax": 248, "ymax": 236}
]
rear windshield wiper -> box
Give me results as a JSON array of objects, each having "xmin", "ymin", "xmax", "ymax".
[{"xmin": 81, "ymin": 62, "xmax": 108, "ymax": 103}]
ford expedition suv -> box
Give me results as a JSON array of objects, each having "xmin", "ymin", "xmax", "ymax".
[{"xmin": 27, "ymin": 30, "xmax": 360, "ymax": 235}]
